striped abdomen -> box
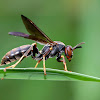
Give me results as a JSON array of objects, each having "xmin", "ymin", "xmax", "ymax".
[{"xmin": 0, "ymin": 45, "xmax": 31, "ymax": 66}]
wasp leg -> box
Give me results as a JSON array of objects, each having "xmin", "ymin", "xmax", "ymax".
[
  {"xmin": 4, "ymin": 43, "xmax": 36, "ymax": 72},
  {"xmin": 61, "ymin": 55, "xmax": 68, "ymax": 71},
  {"xmin": 34, "ymin": 58, "xmax": 46, "ymax": 75},
  {"xmin": 35, "ymin": 59, "xmax": 42, "ymax": 68},
  {"xmin": 4, "ymin": 55, "xmax": 25, "ymax": 72},
  {"xmin": 42, "ymin": 47, "xmax": 53, "ymax": 75},
  {"xmin": 43, "ymin": 55, "xmax": 46, "ymax": 75},
  {"xmin": 56, "ymin": 54, "xmax": 68, "ymax": 71},
  {"xmin": 35, "ymin": 47, "xmax": 52, "ymax": 75}
]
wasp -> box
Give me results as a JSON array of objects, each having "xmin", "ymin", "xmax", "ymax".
[{"xmin": 0, "ymin": 15, "xmax": 85, "ymax": 75}]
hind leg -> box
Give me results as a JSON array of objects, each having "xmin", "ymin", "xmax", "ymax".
[
  {"xmin": 4, "ymin": 55, "xmax": 25, "ymax": 72},
  {"xmin": 4, "ymin": 43, "xmax": 37, "ymax": 72}
]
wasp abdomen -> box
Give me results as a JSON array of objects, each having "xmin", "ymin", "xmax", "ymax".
[{"xmin": 0, "ymin": 45, "xmax": 31, "ymax": 66}]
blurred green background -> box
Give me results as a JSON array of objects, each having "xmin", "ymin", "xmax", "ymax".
[{"xmin": 0, "ymin": 0, "xmax": 100, "ymax": 100}]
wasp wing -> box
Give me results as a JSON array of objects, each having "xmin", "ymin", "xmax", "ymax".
[
  {"xmin": 21, "ymin": 15, "xmax": 54, "ymax": 44},
  {"xmin": 9, "ymin": 32, "xmax": 50, "ymax": 45},
  {"xmin": 9, "ymin": 15, "xmax": 54, "ymax": 45}
]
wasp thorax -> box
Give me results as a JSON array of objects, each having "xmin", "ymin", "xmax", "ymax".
[{"xmin": 65, "ymin": 46, "xmax": 73, "ymax": 62}]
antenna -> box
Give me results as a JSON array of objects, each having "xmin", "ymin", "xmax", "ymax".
[{"xmin": 72, "ymin": 42, "xmax": 85, "ymax": 50}]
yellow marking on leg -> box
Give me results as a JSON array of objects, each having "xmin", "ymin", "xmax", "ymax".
[
  {"xmin": 32, "ymin": 43, "xmax": 36, "ymax": 46},
  {"xmin": 50, "ymin": 47, "xmax": 53, "ymax": 50},
  {"xmin": 43, "ymin": 55, "xmax": 46, "ymax": 75},
  {"xmin": 61, "ymin": 55, "xmax": 68, "ymax": 71}
]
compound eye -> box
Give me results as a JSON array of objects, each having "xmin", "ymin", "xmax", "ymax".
[
  {"xmin": 65, "ymin": 46, "xmax": 73, "ymax": 59},
  {"xmin": 68, "ymin": 48, "xmax": 72, "ymax": 57}
]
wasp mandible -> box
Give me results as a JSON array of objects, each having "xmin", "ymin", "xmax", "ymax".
[{"xmin": 0, "ymin": 15, "xmax": 85, "ymax": 75}]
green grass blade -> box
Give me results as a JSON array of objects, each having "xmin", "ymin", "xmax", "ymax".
[{"xmin": 0, "ymin": 68, "xmax": 100, "ymax": 81}]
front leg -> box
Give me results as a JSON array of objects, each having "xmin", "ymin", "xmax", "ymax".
[{"xmin": 56, "ymin": 53, "xmax": 68, "ymax": 71}]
